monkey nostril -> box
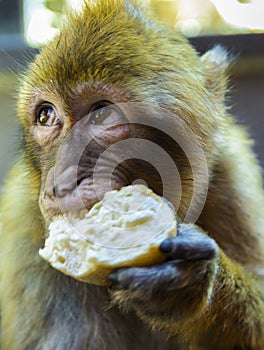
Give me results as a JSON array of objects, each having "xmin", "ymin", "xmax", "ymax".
[
  {"xmin": 52, "ymin": 183, "xmax": 75, "ymax": 198},
  {"xmin": 53, "ymin": 185, "xmax": 58, "ymax": 197}
]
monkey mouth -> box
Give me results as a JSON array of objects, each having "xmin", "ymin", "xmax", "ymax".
[
  {"xmin": 40, "ymin": 160, "xmax": 163, "ymax": 222},
  {"xmin": 40, "ymin": 170, "xmax": 130, "ymax": 222}
]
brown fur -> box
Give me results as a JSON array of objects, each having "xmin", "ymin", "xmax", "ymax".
[{"xmin": 1, "ymin": 1, "xmax": 264, "ymax": 349}]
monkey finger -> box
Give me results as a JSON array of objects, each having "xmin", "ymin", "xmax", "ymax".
[
  {"xmin": 109, "ymin": 259, "xmax": 209, "ymax": 293},
  {"xmin": 159, "ymin": 232, "xmax": 218, "ymax": 262}
]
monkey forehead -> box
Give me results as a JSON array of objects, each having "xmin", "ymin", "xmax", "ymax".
[
  {"xmin": 71, "ymin": 80, "xmax": 134, "ymax": 102},
  {"xmin": 24, "ymin": 0, "xmax": 201, "ymax": 93}
]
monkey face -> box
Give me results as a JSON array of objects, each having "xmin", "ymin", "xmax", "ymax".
[
  {"xmin": 22, "ymin": 87, "xmax": 208, "ymax": 224},
  {"xmin": 19, "ymin": 70, "xmax": 215, "ymax": 226},
  {"xmin": 17, "ymin": 2, "xmax": 222, "ymax": 225}
]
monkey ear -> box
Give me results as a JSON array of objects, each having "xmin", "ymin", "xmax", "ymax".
[{"xmin": 201, "ymin": 45, "xmax": 233, "ymax": 103}]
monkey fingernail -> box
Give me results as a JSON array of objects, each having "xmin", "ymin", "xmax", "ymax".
[{"xmin": 160, "ymin": 239, "xmax": 173, "ymax": 253}]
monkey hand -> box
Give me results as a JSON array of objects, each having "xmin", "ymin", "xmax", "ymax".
[{"xmin": 109, "ymin": 224, "xmax": 219, "ymax": 333}]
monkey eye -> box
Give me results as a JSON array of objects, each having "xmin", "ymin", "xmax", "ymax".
[
  {"xmin": 89, "ymin": 101, "xmax": 125, "ymax": 125},
  {"xmin": 37, "ymin": 104, "xmax": 61, "ymax": 127}
]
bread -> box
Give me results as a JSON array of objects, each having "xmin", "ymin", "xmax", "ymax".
[{"xmin": 39, "ymin": 185, "xmax": 177, "ymax": 286}]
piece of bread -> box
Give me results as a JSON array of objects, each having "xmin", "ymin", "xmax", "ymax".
[{"xmin": 39, "ymin": 185, "xmax": 177, "ymax": 286}]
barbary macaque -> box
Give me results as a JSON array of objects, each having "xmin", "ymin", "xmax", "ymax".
[{"xmin": 1, "ymin": 0, "xmax": 264, "ymax": 349}]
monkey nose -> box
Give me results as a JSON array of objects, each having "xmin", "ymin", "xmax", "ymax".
[{"xmin": 46, "ymin": 165, "xmax": 79, "ymax": 198}]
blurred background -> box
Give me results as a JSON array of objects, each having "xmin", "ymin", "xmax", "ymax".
[{"xmin": 0, "ymin": 0, "xmax": 264, "ymax": 185}]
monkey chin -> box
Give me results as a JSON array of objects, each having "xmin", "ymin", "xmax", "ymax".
[{"xmin": 39, "ymin": 184, "xmax": 177, "ymax": 286}]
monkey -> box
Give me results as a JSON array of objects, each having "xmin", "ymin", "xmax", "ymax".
[{"xmin": 1, "ymin": 0, "xmax": 264, "ymax": 349}]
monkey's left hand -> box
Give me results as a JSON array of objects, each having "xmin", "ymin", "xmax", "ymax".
[{"xmin": 109, "ymin": 224, "xmax": 219, "ymax": 326}]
